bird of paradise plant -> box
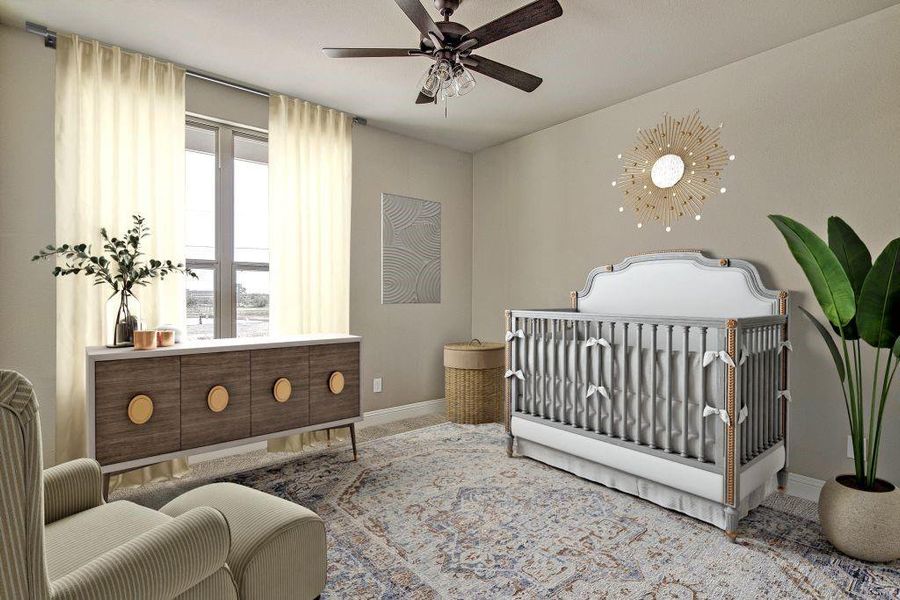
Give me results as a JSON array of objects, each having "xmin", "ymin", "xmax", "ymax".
[{"xmin": 770, "ymin": 215, "xmax": 899, "ymax": 490}]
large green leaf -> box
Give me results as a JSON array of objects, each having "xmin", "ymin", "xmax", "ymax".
[
  {"xmin": 858, "ymin": 238, "xmax": 900, "ymax": 348},
  {"xmin": 798, "ymin": 306, "xmax": 845, "ymax": 382},
  {"xmin": 769, "ymin": 215, "xmax": 857, "ymax": 328},
  {"xmin": 827, "ymin": 217, "xmax": 870, "ymax": 341},
  {"xmin": 828, "ymin": 217, "xmax": 872, "ymax": 297}
]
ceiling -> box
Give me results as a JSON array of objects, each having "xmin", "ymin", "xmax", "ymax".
[{"xmin": 2, "ymin": 0, "xmax": 897, "ymax": 152}]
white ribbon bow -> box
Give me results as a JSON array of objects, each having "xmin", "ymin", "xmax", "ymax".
[
  {"xmin": 778, "ymin": 340, "xmax": 793, "ymax": 354},
  {"xmin": 703, "ymin": 350, "xmax": 736, "ymax": 368},
  {"xmin": 505, "ymin": 329, "xmax": 525, "ymax": 342},
  {"xmin": 504, "ymin": 369, "xmax": 524, "ymax": 380},
  {"xmin": 703, "ymin": 405, "xmax": 748, "ymax": 426},
  {"xmin": 703, "ymin": 405, "xmax": 731, "ymax": 425},
  {"xmin": 585, "ymin": 337, "xmax": 611, "ymax": 349},
  {"xmin": 739, "ymin": 350, "xmax": 748, "ymax": 366},
  {"xmin": 777, "ymin": 390, "xmax": 792, "ymax": 402},
  {"xmin": 585, "ymin": 384, "xmax": 610, "ymax": 399}
]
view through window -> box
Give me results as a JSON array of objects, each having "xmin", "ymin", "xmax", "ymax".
[{"xmin": 185, "ymin": 120, "xmax": 269, "ymax": 340}]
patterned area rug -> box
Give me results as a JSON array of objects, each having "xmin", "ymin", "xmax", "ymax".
[{"xmin": 213, "ymin": 423, "xmax": 898, "ymax": 599}]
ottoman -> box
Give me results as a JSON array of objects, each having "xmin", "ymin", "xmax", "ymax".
[{"xmin": 161, "ymin": 483, "xmax": 326, "ymax": 600}]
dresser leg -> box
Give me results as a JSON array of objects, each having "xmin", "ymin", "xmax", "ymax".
[
  {"xmin": 102, "ymin": 473, "xmax": 111, "ymax": 502},
  {"xmin": 349, "ymin": 423, "xmax": 358, "ymax": 461}
]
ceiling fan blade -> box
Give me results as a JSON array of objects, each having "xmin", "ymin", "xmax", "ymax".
[
  {"xmin": 323, "ymin": 48, "xmax": 423, "ymax": 58},
  {"xmin": 416, "ymin": 91, "xmax": 436, "ymax": 104},
  {"xmin": 461, "ymin": 0, "xmax": 562, "ymax": 49},
  {"xmin": 463, "ymin": 55, "xmax": 543, "ymax": 92},
  {"xmin": 394, "ymin": 0, "xmax": 444, "ymax": 44}
]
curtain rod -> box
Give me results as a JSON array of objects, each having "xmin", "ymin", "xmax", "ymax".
[{"xmin": 24, "ymin": 21, "xmax": 367, "ymax": 126}]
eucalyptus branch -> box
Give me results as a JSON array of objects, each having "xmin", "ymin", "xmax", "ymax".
[{"xmin": 32, "ymin": 215, "xmax": 198, "ymax": 296}]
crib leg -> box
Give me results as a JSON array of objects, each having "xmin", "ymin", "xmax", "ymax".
[
  {"xmin": 724, "ymin": 506, "xmax": 739, "ymax": 543},
  {"xmin": 506, "ymin": 434, "xmax": 515, "ymax": 457},
  {"xmin": 777, "ymin": 468, "xmax": 789, "ymax": 492}
]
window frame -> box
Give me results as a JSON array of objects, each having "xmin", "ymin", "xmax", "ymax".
[{"xmin": 185, "ymin": 115, "xmax": 269, "ymax": 339}]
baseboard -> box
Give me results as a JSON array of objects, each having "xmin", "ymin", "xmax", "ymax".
[
  {"xmin": 786, "ymin": 473, "xmax": 825, "ymax": 502},
  {"xmin": 360, "ymin": 397, "xmax": 446, "ymax": 428},
  {"xmin": 188, "ymin": 398, "xmax": 446, "ymax": 465}
]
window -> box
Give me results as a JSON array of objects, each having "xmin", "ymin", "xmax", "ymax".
[{"xmin": 184, "ymin": 119, "xmax": 269, "ymax": 340}]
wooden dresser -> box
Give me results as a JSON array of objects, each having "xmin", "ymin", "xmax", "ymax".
[{"xmin": 86, "ymin": 335, "xmax": 361, "ymax": 491}]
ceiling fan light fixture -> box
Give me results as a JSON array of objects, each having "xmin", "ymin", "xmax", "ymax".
[
  {"xmin": 418, "ymin": 63, "xmax": 442, "ymax": 98},
  {"xmin": 452, "ymin": 64, "xmax": 476, "ymax": 96}
]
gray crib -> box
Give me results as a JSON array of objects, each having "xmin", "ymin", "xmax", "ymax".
[{"xmin": 504, "ymin": 252, "xmax": 790, "ymax": 539}]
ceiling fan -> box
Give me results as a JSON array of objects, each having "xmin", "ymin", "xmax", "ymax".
[{"xmin": 323, "ymin": 0, "xmax": 563, "ymax": 104}]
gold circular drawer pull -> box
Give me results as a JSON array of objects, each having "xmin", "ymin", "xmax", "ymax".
[
  {"xmin": 128, "ymin": 394, "xmax": 154, "ymax": 425},
  {"xmin": 329, "ymin": 371, "xmax": 345, "ymax": 395},
  {"xmin": 273, "ymin": 377, "xmax": 292, "ymax": 403},
  {"xmin": 207, "ymin": 385, "xmax": 230, "ymax": 413}
]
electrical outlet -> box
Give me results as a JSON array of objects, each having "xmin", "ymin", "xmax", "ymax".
[
  {"xmin": 847, "ymin": 435, "xmax": 868, "ymax": 459},
  {"xmin": 373, "ymin": 377, "xmax": 383, "ymax": 393}
]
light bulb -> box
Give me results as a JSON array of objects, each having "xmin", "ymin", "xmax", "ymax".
[
  {"xmin": 695, "ymin": 214, "xmax": 702, "ymax": 221},
  {"xmin": 637, "ymin": 223, "xmax": 643, "ymax": 229},
  {"xmin": 611, "ymin": 181, "xmax": 617, "ymax": 187},
  {"xmin": 720, "ymin": 187, "xmax": 727, "ymax": 194},
  {"xmin": 729, "ymin": 154, "xmax": 735, "ymax": 160},
  {"xmin": 618, "ymin": 206, "xmax": 624, "ymax": 212},
  {"xmin": 665, "ymin": 226, "xmax": 672, "ymax": 232}
]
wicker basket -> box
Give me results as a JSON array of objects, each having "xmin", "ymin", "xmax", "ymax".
[{"xmin": 444, "ymin": 340, "xmax": 505, "ymax": 424}]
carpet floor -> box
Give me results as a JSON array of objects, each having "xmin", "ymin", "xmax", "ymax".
[{"xmin": 125, "ymin": 422, "xmax": 899, "ymax": 598}]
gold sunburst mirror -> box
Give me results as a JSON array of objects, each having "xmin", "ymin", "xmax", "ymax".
[{"xmin": 612, "ymin": 111, "xmax": 734, "ymax": 231}]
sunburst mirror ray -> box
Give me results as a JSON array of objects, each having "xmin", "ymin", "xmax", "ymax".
[{"xmin": 612, "ymin": 110, "xmax": 733, "ymax": 231}]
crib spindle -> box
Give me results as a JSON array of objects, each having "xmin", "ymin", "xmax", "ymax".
[
  {"xmin": 636, "ymin": 323, "xmax": 643, "ymax": 444},
  {"xmin": 770, "ymin": 325, "xmax": 779, "ymax": 447},
  {"xmin": 621, "ymin": 322, "xmax": 629, "ymax": 440},
  {"xmin": 681, "ymin": 325, "xmax": 690, "ymax": 457},
  {"xmin": 549, "ymin": 319, "xmax": 558, "ymax": 422},
  {"xmin": 752, "ymin": 327, "xmax": 761, "ymax": 457},
  {"xmin": 529, "ymin": 319, "xmax": 537, "ymax": 416},
  {"xmin": 592, "ymin": 321, "xmax": 602, "ymax": 433},
  {"xmin": 609, "ymin": 322, "xmax": 617, "ymax": 436},
  {"xmin": 698, "ymin": 327, "xmax": 707, "ymax": 462},
  {"xmin": 650, "ymin": 324, "xmax": 658, "ymax": 449},
  {"xmin": 665, "ymin": 324, "xmax": 673, "ymax": 453},
  {"xmin": 740, "ymin": 330, "xmax": 749, "ymax": 464}
]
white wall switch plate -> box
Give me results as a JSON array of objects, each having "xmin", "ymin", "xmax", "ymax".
[{"xmin": 373, "ymin": 377, "xmax": 383, "ymax": 393}]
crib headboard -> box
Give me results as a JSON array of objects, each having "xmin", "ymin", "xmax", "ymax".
[{"xmin": 574, "ymin": 251, "xmax": 782, "ymax": 318}]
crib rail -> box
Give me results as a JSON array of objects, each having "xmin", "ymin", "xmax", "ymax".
[{"xmin": 506, "ymin": 310, "xmax": 787, "ymax": 470}]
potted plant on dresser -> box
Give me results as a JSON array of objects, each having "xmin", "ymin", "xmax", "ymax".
[
  {"xmin": 770, "ymin": 215, "xmax": 899, "ymax": 562},
  {"xmin": 33, "ymin": 214, "xmax": 196, "ymax": 347}
]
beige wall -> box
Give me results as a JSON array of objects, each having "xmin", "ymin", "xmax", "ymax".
[
  {"xmin": 0, "ymin": 26, "xmax": 56, "ymax": 462},
  {"xmin": 472, "ymin": 6, "xmax": 900, "ymax": 484},
  {"xmin": 0, "ymin": 25, "xmax": 472, "ymax": 464}
]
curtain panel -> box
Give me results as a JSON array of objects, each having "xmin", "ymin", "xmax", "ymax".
[
  {"xmin": 55, "ymin": 34, "xmax": 188, "ymax": 487},
  {"xmin": 267, "ymin": 94, "xmax": 352, "ymax": 452}
]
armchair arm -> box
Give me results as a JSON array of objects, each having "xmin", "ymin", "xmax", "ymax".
[
  {"xmin": 50, "ymin": 506, "xmax": 232, "ymax": 600},
  {"xmin": 43, "ymin": 458, "xmax": 104, "ymax": 524}
]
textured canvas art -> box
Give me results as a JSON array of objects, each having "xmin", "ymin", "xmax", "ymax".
[{"xmin": 382, "ymin": 193, "xmax": 441, "ymax": 304}]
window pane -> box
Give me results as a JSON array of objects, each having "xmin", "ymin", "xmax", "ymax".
[
  {"xmin": 234, "ymin": 135, "xmax": 269, "ymax": 264},
  {"xmin": 235, "ymin": 269, "xmax": 269, "ymax": 338},
  {"xmin": 185, "ymin": 125, "xmax": 216, "ymax": 261},
  {"xmin": 186, "ymin": 268, "xmax": 215, "ymax": 340}
]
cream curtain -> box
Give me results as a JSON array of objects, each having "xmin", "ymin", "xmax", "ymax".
[
  {"xmin": 267, "ymin": 94, "xmax": 352, "ymax": 452},
  {"xmin": 55, "ymin": 35, "xmax": 189, "ymax": 488}
]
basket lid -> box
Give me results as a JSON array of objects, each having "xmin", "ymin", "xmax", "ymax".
[{"xmin": 444, "ymin": 340, "xmax": 504, "ymax": 369}]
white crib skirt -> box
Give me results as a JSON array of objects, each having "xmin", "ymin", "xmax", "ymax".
[{"xmin": 512, "ymin": 415, "xmax": 783, "ymax": 530}]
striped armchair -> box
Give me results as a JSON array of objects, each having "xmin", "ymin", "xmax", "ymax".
[{"xmin": 0, "ymin": 371, "xmax": 238, "ymax": 600}]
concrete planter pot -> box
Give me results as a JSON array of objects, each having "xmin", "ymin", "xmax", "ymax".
[{"xmin": 818, "ymin": 475, "xmax": 900, "ymax": 562}]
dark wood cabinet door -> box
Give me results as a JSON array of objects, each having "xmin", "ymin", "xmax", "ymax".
[
  {"xmin": 94, "ymin": 357, "xmax": 181, "ymax": 465},
  {"xmin": 309, "ymin": 342, "xmax": 360, "ymax": 425},
  {"xmin": 180, "ymin": 351, "xmax": 251, "ymax": 449},
  {"xmin": 250, "ymin": 346, "xmax": 310, "ymax": 436}
]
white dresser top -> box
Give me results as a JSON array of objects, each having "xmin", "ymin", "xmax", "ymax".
[{"xmin": 86, "ymin": 334, "xmax": 361, "ymax": 362}]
